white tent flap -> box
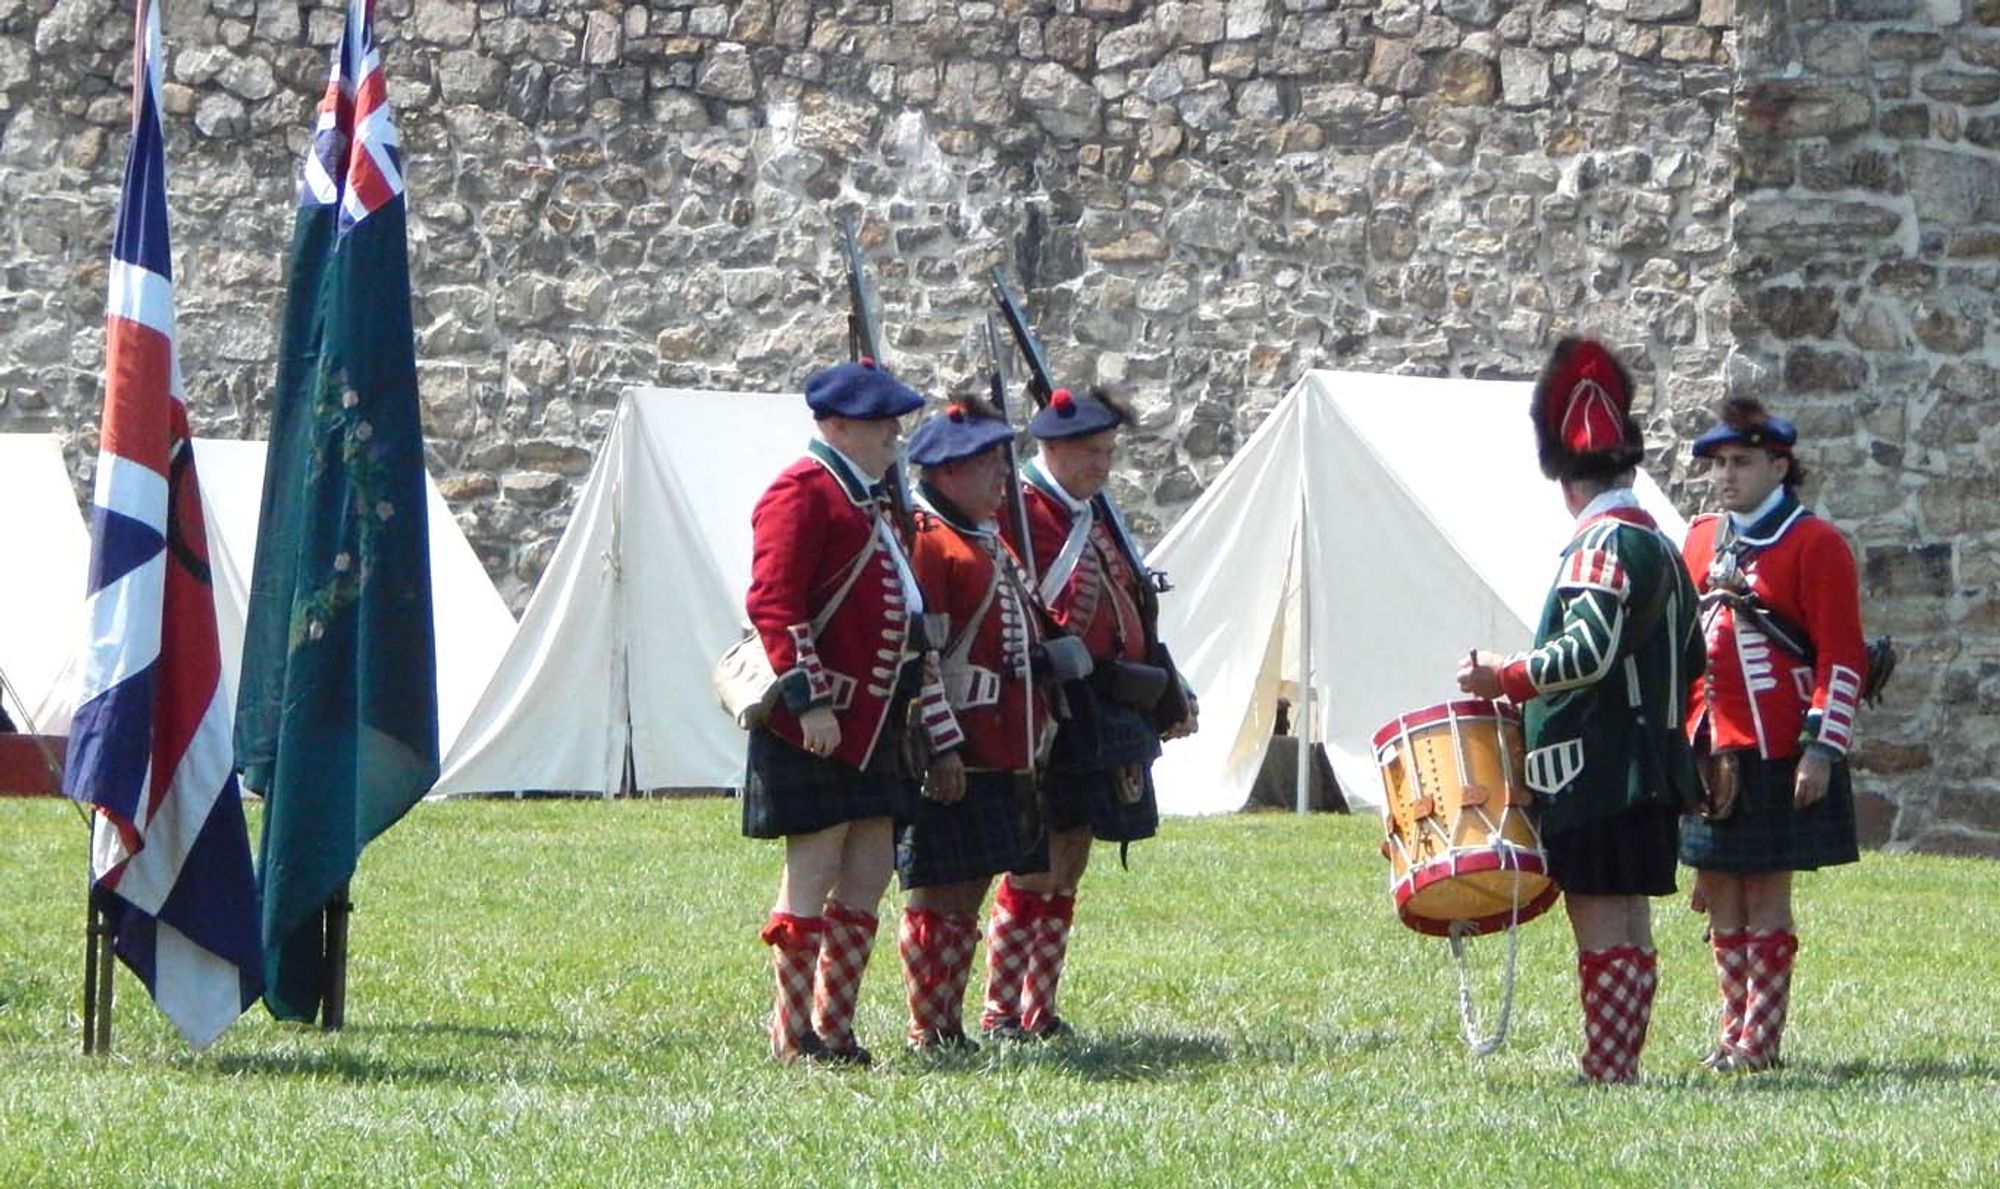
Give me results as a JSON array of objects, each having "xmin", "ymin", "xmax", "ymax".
[
  {"xmin": 434, "ymin": 389, "xmax": 816, "ymax": 796},
  {"xmin": 1149, "ymin": 371, "xmax": 1686, "ymax": 815},
  {"xmin": 0, "ymin": 434, "xmax": 89, "ymax": 735}
]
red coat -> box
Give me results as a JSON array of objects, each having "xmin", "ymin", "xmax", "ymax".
[
  {"xmin": 1008, "ymin": 473, "xmax": 1147, "ymax": 665},
  {"xmin": 910, "ymin": 502, "xmax": 1052, "ymax": 773},
  {"xmin": 1682, "ymin": 494, "xmax": 1866, "ymax": 759},
  {"xmin": 746, "ymin": 444, "xmax": 916, "ymax": 769}
]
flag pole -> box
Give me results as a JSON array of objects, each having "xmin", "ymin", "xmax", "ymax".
[
  {"xmin": 321, "ymin": 883, "xmax": 352, "ymax": 1030},
  {"xmin": 82, "ymin": 896, "xmax": 115, "ymax": 1055}
]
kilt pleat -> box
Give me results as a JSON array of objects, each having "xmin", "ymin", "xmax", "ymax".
[
  {"xmin": 741, "ymin": 724, "xmax": 912, "ymax": 839},
  {"xmin": 896, "ymin": 771, "xmax": 1042, "ymax": 889},
  {"xmin": 1545, "ymin": 800, "xmax": 1681, "ymax": 897},
  {"xmin": 1680, "ymin": 754, "xmax": 1860, "ymax": 873}
]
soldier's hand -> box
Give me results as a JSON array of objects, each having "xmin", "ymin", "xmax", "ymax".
[
  {"xmin": 1794, "ymin": 748, "xmax": 1832, "ymax": 809},
  {"xmin": 1165, "ymin": 695, "xmax": 1200, "ymax": 740},
  {"xmin": 924, "ymin": 750, "xmax": 966, "ymax": 804},
  {"xmin": 800, "ymin": 707, "xmax": 842, "ymax": 758},
  {"xmin": 1457, "ymin": 649, "xmax": 1506, "ymax": 700}
]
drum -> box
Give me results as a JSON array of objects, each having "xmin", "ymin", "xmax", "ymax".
[{"xmin": 1374, "ymin": 700, "xmax": 1558, "ymax": 937}]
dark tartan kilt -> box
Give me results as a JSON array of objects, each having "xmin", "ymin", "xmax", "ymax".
[
  {"xmin": 1043, "ymin": 700, "xmax": 1164, "ymax": 844},
  {"xmin": 1680, "ymin": 754, "xmax": 1859, "ymax": 873},
  {"xmin": 896, "ymin": 770, "xmax": 1047, "ymax": 890},
  {"xmin": 741, "ymin": 723, "xmax": 913, "ymax": 840},
  {"xmin": 1545, "ymin": 800, "xmax": 1681, "ymax": 897}
]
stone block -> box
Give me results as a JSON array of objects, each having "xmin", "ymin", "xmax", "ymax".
[
  {"xmin": 939, "ymin": 60, "xmax": 1012, "ymax": 125},
  {"xmin": 1498, "ymin": 47, "xmax": 1550, "ymax": 108},
  {"xmin": 1866, "ymin": 542, "xmax": 1956, "ymax": 602},
  {"xmin": 1911, "ymin": 298, "xmax": 1986, "ymax": 354},
  {"xmin": 411, "ymin": 0, "xmax": 478, "ymax": 48},
  {"xmin": 1226, "ymin": 0, "xmax": 1274, "ymax": 40},
  {"xmin": 1747, "ymin": 285, "xmax": 1840, "ymax": 339},
  {"xmin": 501, "ymin": 471, "xmax": 568, "ymax": 505},
  {"xmin": 1801, "ymin": 26, "xmax": 1865, "ymax": 75},
  {"xmin": 1098, "ymin": 19, "xmax": 1166, "ymax": 70},
  {"xmin": 1735, "ymin": 197, "xmax": 1904, "ymax": 257},
  {"xmin": 1739, "ymin": 79, "xmax": 1872, "ymax": 140},
  {"xmin": 437, "ymin": 472, "xmax": 498, "ymax": 501},
  {"xmin": 1093, "ymin": 228, "xmax": 1170, "ymax": 262},
  {"xmin": 1835, "ymin": 0, "xmax": 1918, "ymax": 16},
  {"xmin": 1626, "ymin": 0, "xmax": 1700, "ymax": 18},
  {"xmin": 1157, "ymin": 1, "xmax": 1227, "ymax": 45},
  {"xmin": 1432, "ymin": 48, "xmax": 1499, "ymax": 105},
  {"xmin": 1907, "ymin": 147, "xmax": 2000, "ymax": 228},
  {"xmin": 1870, "ymin": 30, "xmax": 1945, "ymax": 62},
  {"xmin": 1784, "ymin": 346, "xmax": 1868, "ymax": 393},
  {"xmin": 695, "ymin": 42, "xmax": 756, "ymax": 100},
  {"xmin": 438, "ymin": 50, "xmax": 507, "ymax": 104},
  {"xmin": 1962, "ymin": 33, "xmax": 2000, "ymax": 69},
  {"xmin": 1020, "ymin": 61, "xmax": 1101, "ymax": 139},
  {"xmin": 1441, "ymin": 0, "xmax": 1501, "ymax": 24},
  {"xmin": 1176, "ymin": 80, "xmax": 1233, "ymax": 130},
  {"xmin": 1846, "ymin": 300, "xmax": 1908, "ymax": 351},
  {"xmin": 1921, "ymin": 70, "xmax": 2000, "ymax": 107},
  {"xmin": 583, "ymin": 10, "xmax": 622, "ymax": 64}
]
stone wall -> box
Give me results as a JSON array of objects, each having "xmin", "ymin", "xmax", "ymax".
[
  {"xmin": 1, "ymin": 0, "xmax": 1995, "ymax": 851},
  {"xmin": 1726, "ymin": 0, "xmax": 2000, "ymax": 855}
]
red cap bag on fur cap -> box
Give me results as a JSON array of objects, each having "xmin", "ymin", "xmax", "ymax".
[{"xmin": 1532, "ymin": 337, "xmax": 1645, "ymax": 481}]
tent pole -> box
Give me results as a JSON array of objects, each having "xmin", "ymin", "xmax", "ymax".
[{"xmin": 1295, "ymin": 488, "xmax": 1311, "ymax": 817}]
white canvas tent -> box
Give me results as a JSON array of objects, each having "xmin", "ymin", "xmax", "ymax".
[
  {"xmin": 0, "ymin": 434, "xmax": 91, "ymax": 736},
  {"xmin": 433, "ymin": 387, "xmax": 816, "ymax": 796},
  {"xmin": 1147, "ymin": 370, "xmax": 1687, "ymax": 817},
  {"xmin": 189, "ymin": 438, "xmax": 518, "ymax": 757}
]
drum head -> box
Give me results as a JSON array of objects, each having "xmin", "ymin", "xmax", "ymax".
[{"xmin": 1395, "ymin": 847, "xmax": 1559, "ymax": 937}]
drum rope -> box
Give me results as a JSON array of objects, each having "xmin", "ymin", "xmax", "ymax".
[{"xmin": 1447, "ymin": 869, "xmax": 1522, "ymax": 1058}]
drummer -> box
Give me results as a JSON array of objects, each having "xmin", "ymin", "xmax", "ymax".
[{"xmin": 1457, "ymin": 338, "xmax": 1705, "ymax": 1085}]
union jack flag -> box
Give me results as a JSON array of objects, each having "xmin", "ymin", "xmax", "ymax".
[
  {"xmin": 304, "ymin": 0, "xmax": 404, "ymax": 224},
  {"xmin": 62, "ymin": 0, "xmax": 263, "ymax": 1050}
]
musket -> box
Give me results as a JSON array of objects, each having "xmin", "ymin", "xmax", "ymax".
[
  {"xmin": 987, "ymin": 266, "xmax": 1059, "ymax": 410},
  {"xmin": 839, "ymin": 216, "xmax": 918, "ymax": 548},
  {"xmin": 985, "ymin": 312, "xmax": 1050, "ymax": 779},
  {"xmin": 985, "ymin": 313, "xmax": 1036, "ymax": 580}
]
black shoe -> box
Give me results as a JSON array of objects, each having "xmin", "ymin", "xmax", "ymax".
[
  {"xmin": 909, "ymin": 1028, "xmax": 981, "ymax": 1055},
  {"xmin": 981, "ymin": 1019, "xmax": 1031, "ymax": 1044},
  {"xmin": 1026, "ymin": 1015, "xmax": 1073, "ymax": 1041},
  {"xmin": 773, "ymin": 1032, "xmax": 829, "ymax": 1064},
  {"xmin": 817, "ymin": 1040, "xmax": 873, "ymax": 1067}
]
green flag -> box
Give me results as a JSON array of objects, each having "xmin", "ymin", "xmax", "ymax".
[{"xmin": 236, "ymin": 0, "xmax": 437, "ymax": 1023}]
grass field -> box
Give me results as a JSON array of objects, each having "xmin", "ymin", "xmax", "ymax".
[{"xmin": 4, "ymin": 797, "xmax": 1998, "ymax": 1187}]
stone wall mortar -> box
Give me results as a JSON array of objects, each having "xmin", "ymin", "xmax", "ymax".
[{"xmin": 2, "ymin": 0, "xmax": 1994, "ymax": 851}]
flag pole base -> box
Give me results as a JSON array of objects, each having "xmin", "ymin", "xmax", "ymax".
[
  {"xmin": 320, "ymin": 884, "xmax": 353, "ymax": 1032},
  {"xmin": 82, "ymin": 901, "xmax": 114, "ymax": 1056}
]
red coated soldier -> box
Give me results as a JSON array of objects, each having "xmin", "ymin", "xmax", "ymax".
[
  {"xmin": 893, "ymin": 398, "xmax": 1058, "ymax": 1053},
  {"xmin": 1680, "ymin": 398, "xmax": 1868, "ymax": 1074},
  {"xmin": 981, "ymin": 385, "xmax": 1198, "ymax": 1042},
  {"xmin": 743, "ymin": 360, "xmax": 962, "ymax": 1066}
]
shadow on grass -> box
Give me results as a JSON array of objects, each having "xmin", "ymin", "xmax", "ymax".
[
  {"xmin": 364, "ymin": 1020, "xmax": 552, "ymax": 1044},
  {"xmin": 202, "ymin": 1048, "xmax": 506, "ymax": 1086},
  {"xmin": 200, "ymin": 1021, "xmax": 594, "ymax": 1087},
  {"xmin": 981, "ymin": 1030, "xmax": 1234, "ymax": 1083},
  {"xmin": 1731, "ymin": 1057, "xmax": 2000, "ymax": 1089}
]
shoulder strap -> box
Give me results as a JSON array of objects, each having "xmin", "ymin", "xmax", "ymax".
[
  {"xmin": 1614, "ymin": 527, "xmax": 1678, "ymax": 668},
  {"xmin": 1039, "ymin": 506, "xmax": 1095, "ymax": 606},
  {"xmin": 808, "ymin": 532, "xmax": 880, "ymax": 637},
  {"xmin": 943, "ymin": 553, "xmax": 1002, "ymax": 667}
]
